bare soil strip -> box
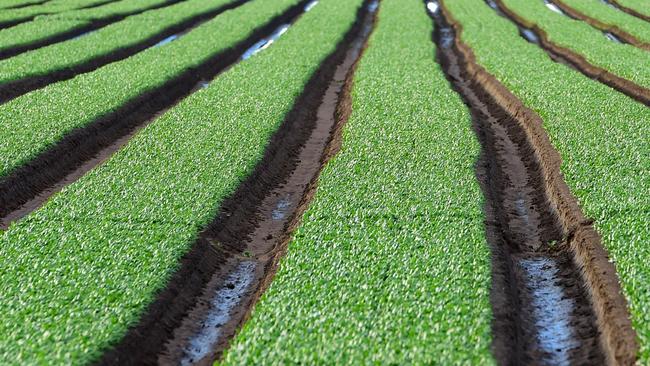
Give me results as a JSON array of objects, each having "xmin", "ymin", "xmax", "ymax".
[
  {"xmin": 487, "ymin": 0, "xmax": 650, "ymax": 106},
  {"xmin": 0, "ymin": 0, "xmax": 249, "ymax": 103},
  {"xmin": 0, "ymin": 0, "xmax": 316, "ymax": 230},
  {"xmin": 606, "ymin": 0, "xmax": 650, "ymax": 23},
  {"xmin": 0, "ymin": 0, "xmax": 186, "ymax": 60},
  {"xmin": 96, "ymin": 1, "xmax": 377, "ymax": 365},
  {"xmin": 548, "ymin": 0, "xmax": 650, "ymax": 51},
  {"xmin": 0, "ymin": 0, "xmax": 118, "ymax": 29},
  {"xmin": 430, "ymin": 1, "xmax": 638, "ymax": 364}
]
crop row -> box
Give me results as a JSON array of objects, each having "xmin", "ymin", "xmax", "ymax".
[
  {"xmin": 0, "ymin": 0, "xmax": 112, "ymax": 26},
  {"xmin": 0, "ymin": 0, "xmax": 364, "ymax": 363},
  {"xmin": 0, "ymin": 0, "xmax": 179, "ymax": 56},
  {"xmin": 612, "ymin": 0, "xmax": 650, "ymax": 19},
  {"xmin": 0, "ymin": 0, "xmax": 47, "ymax": 9},
  {"xmin": 222, "ymin": 0, "xmax": 493, "ymax": 363},
  {"xmin": 0, "ymin": 0, "xmax": 241, "ymax": 96},
  {"xmin": 499, "ymin": 0, "xmax": 650, "ymax": 90},
  {"xmin": 0, "ymin": 0, "xmax": 298, "ymax": 181},
  {"xmin": 559, "ymin": 0, "xmax": 650, "ymax": 43},
  {"xmin": 446, "ymin": 0, "xmax": 650, "ymax": 360}
]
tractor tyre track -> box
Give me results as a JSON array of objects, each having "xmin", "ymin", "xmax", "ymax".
[
  {"xmin": 431, "ymin": 1, "xmax": 638, "ymax": 364},
  {"xmin": 0, "ymin": 0, "xmax": 316, "ymax": 229},
  {"xmin": 96, "ymin": 1, "xmax": 377, "ymax": 364},
  {"xmin": 489, "ymin": 0, "xmax": 650, "ymax": 106},
  {"xmin": 0, "ymin": 0, "xmax": 249, "ymax": 103}
]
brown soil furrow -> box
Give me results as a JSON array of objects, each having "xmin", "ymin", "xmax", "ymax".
[
  {"xmin": 429, "ymin": 1, "xmax": 638, "ymax": 364},
  {"xmin": 0, "ymin": 0, "xmax": 249, "ymax": 104},
  {"xmin": 0, "ymin": 0, "xmax": 118, "ymax": 29},
  {"xmin": 606, "ymin": 0, "xmax": 650, "ymax": 23},
  {"xmin": 0, "ymin": 0, "xmax": 316, "ymax": 230},
  {"xmin": 96, "ymin": 1, "xmax": 377, "ymax": 365},
  {"xmin": 3, "ymin": 0, "xmax": 51, "ymax": 10},
  {"xmin": 0, "ymin": 0, "xmax": 188, "ymax": 60},
  {"xmin": 487, "ymin": 0, "xmax": 650, "ymax": 106},
  {"xmin": 549, "ymin": 0, "xmax": 650, "ymax": 51}
]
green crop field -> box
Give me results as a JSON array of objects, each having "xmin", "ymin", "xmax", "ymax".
[{"xmin": 0, "ymin": 0, "xmax": 647, "ymax": 364}]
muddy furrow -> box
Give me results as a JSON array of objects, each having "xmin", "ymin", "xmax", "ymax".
[
  {"xmin": 0, "ymin": 0, "xmax": 319, "ymax": 230},
  {"xmin": 485, "ymin": 0, "xmax": 650, "ymax": 106},
  {"xmin": 0, "ymin": 0, "xmax": 249, "ymax": 103},
  {"xmin": 0, "ymin": 0, "xmax": 187, "ymax": 60},
  {"xmin": 606, "ymin": 0, "xmax": 650, "ymax": 23},
  {"xmin": 548, "ymin": 0, "xmax": 650, "ymax": 51},
  {"xmin": 97, "ymin": 1, "xmax": 377, "ymax": 365},
  {"xmin": 428, "ymin": 1, "xmax": 638, "ymax": 365}
]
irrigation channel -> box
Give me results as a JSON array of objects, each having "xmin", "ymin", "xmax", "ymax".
[
  {"xmin": 427, "ymin": 1, "xmax": 637, "ymax": 365},
  {"xmin": 0, "ymin": 0, "xmax": 325, "ymax": 229},
  {"xmin": 484, "ymin": 0, "xmax": 650, "ymax": 106},
  {"xmin": 0, "ymin": 0, "xmax": 250, "ymax": 103},
  {"xmin": 96, "ymin": 0, "xmax": 378, "ymax": 364}
]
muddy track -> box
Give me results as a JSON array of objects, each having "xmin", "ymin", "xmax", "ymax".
[
  {"xmin": 0, "ymin": 0, "xmax": 318, "ymax": 229},
  {"xmin": 606, "ymin": 0, "xmax": 650, "ymax": 23},
  {"xmin": 0, "ymin": 0, "xmax": 118, "ymax": 29},
  {"xmin": 0, "ymin": 0, "xmax": 187, "ymax": 60},
  {"xmin": 486, "ymin": 0, "xmax": 650, "ymax": 106},
  {"xmin": 430, "ymin": 1, "xmax": 637, "ymax": 364},
  {"xmin": 0, "ymin": 0, "xmax": 249, "ymax": 103},
  {"xmin": 548, "ymin": 0, "xmax": 650, "ymax": 51},
  {"xmin": 95, "ymin": 1, "xmax": 377, "ymax": 365}
]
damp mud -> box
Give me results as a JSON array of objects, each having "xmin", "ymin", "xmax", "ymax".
[
  {"xmin": 0, "ymin": 0, "xmax": 321, "ymax": 230},
  {"xmin": 485, "ymin": 0, "xmax": 650, "ymax": 106},
  {"xmin": 429, "ymin": 1, "xmax": 638, "ymax": 364},
  {"xmin": 96, "ymin": 1, "xmax": 378, "ymax": 364}
]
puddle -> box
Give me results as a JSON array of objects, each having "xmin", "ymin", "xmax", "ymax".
[
  {"xmin": 368, "ymin": 0, "xmax": 379, "ymax": 13},
  {"xmin": 426, "ymin": 1, "xmax": 439, "ymax": 14},
  {"xmin": 604, "ymin": 31, "xmax": 624, "ymax": 43},
  {"xmin": 303, "ymin": 0, "xmax": 318, "ymax": 12},
  {"xmin": 271, "ymin": 198, "xmax": 291, "ymax": 220},
  {"xmin": 484, "ymin": 0, "xmax": 507, "ymax": 17},
  {"xmin": 71, "ymin": 30, "xmax": 96, "ymax": 40},
  {"xmin": 241, "ymin": 23, "xmax": 291, "ymax": 60},
  {"xmin": 519, "ymin": 27, "xmax": 540, "ymax": 44},
  {"xmin": 600, "ymin": 0, "xmax": 618, "ymax": 9},
  {"xmin": 514, "ymin": 196, "xmax": 530, "ymax": 225},
  {"xmin": 543, "ymin": 0, "xmax": 565, "ymax": 15},
  {"xmin": 519, "ymin": 258, "xmax": 579, "ymax": 365},
  {"xmin": 153, "ymin": 34, "xmax": 179, "ymax": 48},
  {"xmin": 426, "ymin": 1, "xmax": 454, "ymax": 48},
  {"xmin": 179, "ymin": 261, "xmax": 256, "ymax": 366}
]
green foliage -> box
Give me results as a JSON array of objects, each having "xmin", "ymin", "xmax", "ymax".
[
  {"xmin": 0, "ymin": 0, "xmax": 362, "ymax": 363},
  {"xmin": 447, "ymin": 0, "xmax": 650, "ymax": 360},
  {"xmin": 614, "ymin": 0, "xmax": 650, "ymax": 18},
  {"xmin": 222, "ymin": 0, "xmax": 494, "ymax": 363},
  {"xmin": 562, "ymin": 0, "xmax": 650, "ymax": 42},
  {"xmin": 0, "ymin": 0, "xmax": 113, "ymax": 23},
  {"xmin": 0, "ymin": 0, "xmax": 235, "ymax": 82}
]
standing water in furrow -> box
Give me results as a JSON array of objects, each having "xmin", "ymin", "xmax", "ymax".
[{"xmin": 426, "ymin": 1, "xmax": 605, "ymax": 364}]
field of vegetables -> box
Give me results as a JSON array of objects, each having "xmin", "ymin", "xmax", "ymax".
[{"xmin": 0, "ymin": 0, "xmax": 647, "ymax": 364}]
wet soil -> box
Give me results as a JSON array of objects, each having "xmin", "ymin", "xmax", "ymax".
[
  {"xmin": 487, "ymin": 0, "xmax": 650, "ymax": 106},
  {"xmin": 0, "ymin": 0, "xmax": 189, "ymax": 60},
  {"xmin": 0, "ymin": 0, "xmax": 316, "ymax": 229},
  {"xmin": 95, "ymin": 0, "xmax": 377, "ymax": 365},
  {"xmin": 548, "ymin": 0, "xmax": 650, "ymax": 51},
  {"xmin": 430, "ymin": 1, "xmax": 638, "ymax": 364}
]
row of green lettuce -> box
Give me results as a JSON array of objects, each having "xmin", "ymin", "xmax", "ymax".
[
  {"xmin": 0, "ymin": 0, "xmax": 296, "ymax": 180},
  {"xmin": 0, "ymin": 0, "xmax": 46, "ymax": 9},
  {"xmin": 560, "ymin": 0, "xmax": 650, "ymax": 43},
  {"xmin": 0, "ymin": 0, "xmax": 239, "ymax": 86},
  {"xmin": 447, "ymin": 0, "xmax": 650, "ymax": 360},
  {"xmin": 0, "ymin": 0, "xmax": 364, "ymax": 363},
  {"xmin": 499, "ymin": 0, "xmax": 650, "ymax": 90},
  {"xmin": 614, "ymin": 0, "xmax": 650, "ymax": 18},
  {"xmin": 0, "ymin": 0, "xmax": 178, "ymax": 53},
  {"xmin": 222, "ymin": 0, "xmax": 494, "ymax": 363},
  {"xmin": 0, "ymin": 0, "xmax": 112, "ymax": 25}
]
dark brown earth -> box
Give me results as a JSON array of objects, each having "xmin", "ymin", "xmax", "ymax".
[
  {"xmin": 433, "ymin": 1, "xmax": 638, "ymax": 364},
  {"xmin": 0, "ymin": 0, "xmax": 250, "ymax": 103},
  {"xmin": 549, "ymin": 0, "xmax": 650, "ymax": 51},
  {"xmin": 607, "ymin": 0, "xmax": 650, "ymax": 23},
  {"xmin": 96, "ymin": 1, "xmax": 377, "ymax": 365},
  {"xmin": 0, "ymin": 0, "xmax": 315, "ymax": 230},
  {"xmin": 488, "ymin": 0, "xmax": 650, "ymax": 106}
]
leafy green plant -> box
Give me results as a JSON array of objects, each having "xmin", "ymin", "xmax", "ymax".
[{"xmin": 561, "ymin": 0, "xmax": 650, "ymax": 43}]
